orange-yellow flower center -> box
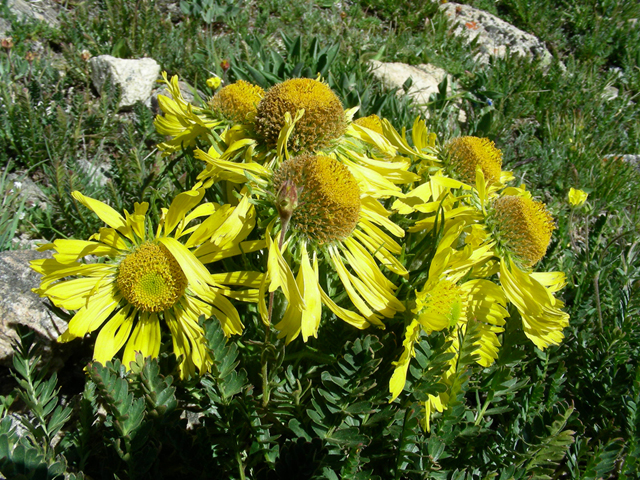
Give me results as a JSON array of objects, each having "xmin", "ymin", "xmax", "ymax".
[
  {"xmin": 273, "ymin": 154, "xmax": 360, "ymax": 243},
  {"xmin": 489, "ymin": 195, "xmax": 555, "ymax": 267},
  {"xmin": 117, "ymin": 243, "xmax": 188, "ymax": 312},
  {"xmin": 254, "ymin": 78, "xmax": 346, "ymax": 152},
  {"xmin": 210, "ymin": 80, "xmax": 264, "ymax": 123},
  {"xmin": 446, "ymin": 136, "xmax": 502, "ymax": 184},
  {"xmin": 353, "ymin": 114, "xmax": 383, "ymax": 134}
]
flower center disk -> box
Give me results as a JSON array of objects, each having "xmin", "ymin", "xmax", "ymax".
[
  {"xmin": 274, "ymin": 154, "xmax": 360, "ymax": 243},
  {"xmin": 489, "ymin": 195, "xmax": 555, "ymax": 267},
  {"xmin": 117, "ymin": 243, "xmax": 188, "ymax": 312},
  {"xmin": 210, "ymin": 80, "xmax": 264, "ymax": 123},
  {"xmin": 446, "ymin": 136, "xmax": 502, "ymax": 184},
  {"xmin": 254, "ymin": 78, "xmax": 346, "ymax": 152}
]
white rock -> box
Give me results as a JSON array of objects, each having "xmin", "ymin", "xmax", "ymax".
[
  {"xmin": 90, "ymin": 55, "xmax": 161, "ymax": 109},
  {"xmin": 439, "ymin": 2, "xmax": 553, "ymax": 66},
  {"xmin": 368, "ymin": 60, "xmax": 466, "ymax": 122}
]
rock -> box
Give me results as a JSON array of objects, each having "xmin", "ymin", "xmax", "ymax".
[
  {"xmin": 0, "ymin": 249, "xmax": 67, "ymax": 367},
  {"xmin": 604, "ymin": 154, "xmax": 640, "ymax": 172},
  {"xmin": 368, "ymin": 60, "xmax": 466, "ymax": 122},
  {"xmin": 5, "ymin": 0, "xmax": 62, "ymax": 29},
  {"xmin": 602, "ymin": 85, "xmax": 619, "ymax": 101},
  {"xmin": 439, "ymin": 2, "xmax": 553, "ymax": 66},
  {"xmin": 77, "ymin": 158, "xmax": 110, "ymax": 187},
  {"xmin": 7, "ymin": 172, "xmax": 49, "ymax": 211},
  {"xmin": 89, "ymin": 55, "xmax": 161, "ymax": 109}
]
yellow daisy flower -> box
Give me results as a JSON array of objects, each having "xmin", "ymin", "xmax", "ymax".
[
  {"xmin": 389, "ymin": 221, "xmax": 508, "ymax": 404},
  {"xmin": 210, "ymin": 80, "xmax": 265, "ymax": 123},
  {"xmin": 31, "ymin": 183, "xmax": 264, "ymax": 378},
  {"xmin": 196, "ymin": 150, "xmax": 408, "ymax": 342}
]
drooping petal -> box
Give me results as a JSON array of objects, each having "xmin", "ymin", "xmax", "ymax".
[
  {"xmin": 122, "ymin": 312, "xmax": 161, "ymax": 367},
  {"xmin": 299, "ymin": 244, "xmax": 322, "ymax": 341},
  {"xmin": 165, "ymin": 186, "xmax": 206, "ymax": 236},
  {"xmin": 93, "ymin": 306, "xmax": 135, "ymax": 364},
  {"xmin": 389, "ymin": 319, "xmax": 421, "ymax": 401},
  {"xmin": 500, "ymin": 260, "xmax": 569, "ymax": 350},
  {"xmin": 157, "ymin": 236, "xmax": 211, "ymax": 288},
  {"xmin": 62, "ymin": 284, "xmax": 120, "ymax": 339}
]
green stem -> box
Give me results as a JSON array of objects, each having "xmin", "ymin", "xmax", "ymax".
[
  {"xmin": 236, "ymin": 450, "xmax": 246, "ymax": 480},
  {"xmin": 394, "ymin": 408, "xmax": 412, "ymax": 480}
]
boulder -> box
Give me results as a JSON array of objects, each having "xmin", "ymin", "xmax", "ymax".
[
  {"xmin": 89, "ymin": 55, "xmax": 161, "ymax": 109},
  {"xmin": 439, "ymin": 2, "xmax": 553, "ymax": 66},
  {"xmin": 368, "ymin": 60, "xmax": 466, "ymax": 122},
  {"xmin": 0, "ymin": 249, "xmax": 67, "ymax": 366},
  {"xmin": 4, "ymin": 0, "xmax": 62, "ymax": 29}
]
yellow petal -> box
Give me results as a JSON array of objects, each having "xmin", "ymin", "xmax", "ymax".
[
  {"xmin": 157, "ymin": 236, "xmax": 211, "ymax": 288},
  {"xmin": 72, "ymin": 191, "xmax": 129, "ymax": 234},
  {"xmin": 267, "ymin": 234, "xmax": 304, "ymax": 311},
  {"xmin": 389, "ymin": 319, "xmax": 421, "ymax": 401},
  {"xmin": 319, "ymin": 286, "xmax": 373, "ymax": 329},
  {"xmin": 360, "ymin": 196, "xmax": 405, "ymax": 238},
  {"xmin": 93, "ymin": 306, "xmax": 135, "ymax": 364},
  {"xmin": 300, "ymin": 244, "xmax": 322, "ymax": 341},
  {"xmin": 165, "ymin": 187, "xmax": 206, "ymax": 237},
  {"xmin": 122, "ymin": 312, "xmax": 161, "ymax": 368},
  {"xmin": 328, "ymin": 245, "xmax": 385, "ymax": 326},
  {"xmin": 50, "ymin": 239, "xmax": 120, "ymax": 263},
  {"xmin": 66, "ymin": 285, "xmax": 120, "ymax": 338}
]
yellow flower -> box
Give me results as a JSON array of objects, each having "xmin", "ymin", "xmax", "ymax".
[
  {"xmin": 389, "ymin": 223, "xmax": 508, "ymax": 404},
  {"xmin": 210, "ymin": 80, "xmax": 265, "ymax": 123},
  {"xmin": 196, "ymin": 150, "xmax": 408, "ymax": 342},
  {"xmin": 154, "ymin": 72, "xmax": 223, "ymax": 154},
  {"xmin": 568, "ymin": 187, "xmax": 588, "ymax": 207},
  {"xmin": 446, "ymin": 136, "xmax": 503, "ymax": 185},
  {"xmin": 206, "ymin": 76, "xmax": 222, "ymax": 89},
  {"xmin": 31, "ymin": 184, "xmax": 264, "ymax": 378},
  {"xmin": 254, "ymin": 78, "xmax": 346, "ymax": 152},
  {"xmin": 487, "ymin": 193, "xmax": 555, "ymax": 268}
]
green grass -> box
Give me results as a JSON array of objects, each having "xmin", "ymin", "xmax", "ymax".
[{"xmin": 1, "ymin": 0, "xmax": 639, "ymax": 477}]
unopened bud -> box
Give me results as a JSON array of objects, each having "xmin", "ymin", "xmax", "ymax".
[{"xmin": 276, "ymin": 179, "xmax": 300, "ymax": 223}]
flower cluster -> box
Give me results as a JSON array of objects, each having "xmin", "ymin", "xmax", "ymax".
[{"xmin": 32, "ymin": 74, "xmax": 569, "ymax": 430}]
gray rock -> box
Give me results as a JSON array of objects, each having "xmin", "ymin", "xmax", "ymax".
[
  {"xmin": 5, "ymin": 0, "xmax": 62, "ymax": 28},
  {"xmin": 439, "ymin": 2, "xmax": 553, "ymax": 66},
  {"xmin": 0, "ymin": 249, "xmax": 67, "ymax": 366},
  {"xmin": 89, "ymin": 55, "xmax": 161, "ymax": 109},
  {"xmin": 7, "ymin": 173, "xmax": 48, "ymax": 211},
  {"xmin": 77, "ymin": 158, "xmax": 110, "ymax": 187},
  {"xmin": 368, "ymin": 60, "xmax": 466, "ymax": 122},
  {"xmin": 0, "ymin": 18, "xmax": 11, "ymax": 38},
  {"xmin": 604, "ymin": 154, "xmax": 640, "ymax": 172}
]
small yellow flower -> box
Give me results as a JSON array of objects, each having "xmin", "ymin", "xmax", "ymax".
[
  {"xmin": 206, "ymin": 76, "xmax": 222, "ymax": 89},
  {"xmin": 568, "ymin": 188, "xmax": 588, "ymax": 207}
]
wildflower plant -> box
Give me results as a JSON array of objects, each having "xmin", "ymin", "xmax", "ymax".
[{"xmin": 23, "ymin": 73, "xmax": 577, "ymax": 477}]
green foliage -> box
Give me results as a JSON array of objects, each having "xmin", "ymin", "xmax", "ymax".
[{"xmin": 1, "ymin": 0, "xmax": 640, "ymax": 478}]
